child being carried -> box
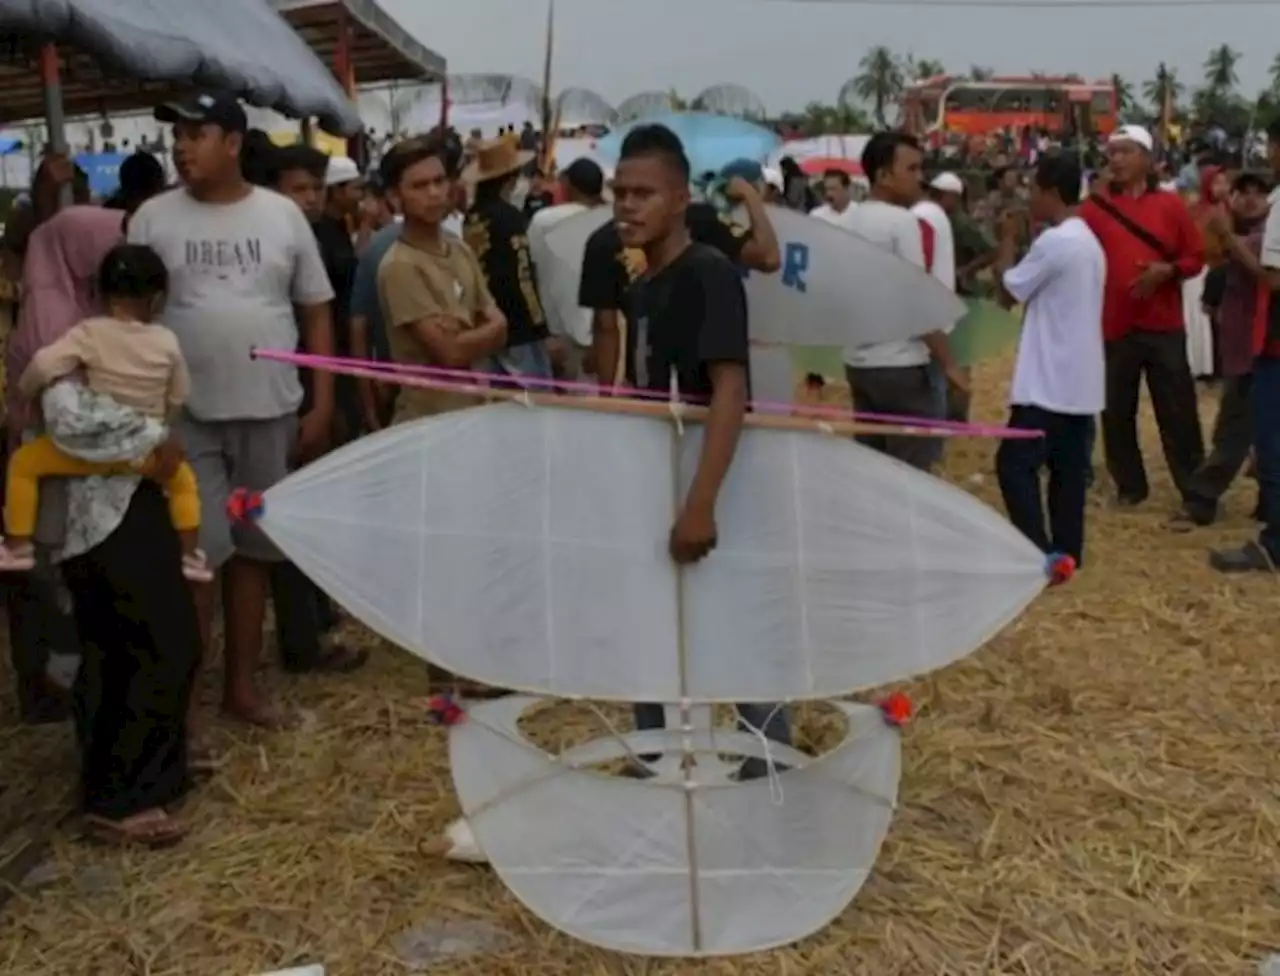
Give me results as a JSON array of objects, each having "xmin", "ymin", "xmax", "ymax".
[{"xmin": 0, "ymin": 243, "xmax": 211, "ymax": 582}]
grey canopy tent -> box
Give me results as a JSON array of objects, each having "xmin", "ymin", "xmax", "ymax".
[
  {"xmin": 272, "ymin": 0, "xmax": 445, "ymax": 85},
  {"xmin": 0, "ymin": 0, "xmax": 363, "ymax": 134}
]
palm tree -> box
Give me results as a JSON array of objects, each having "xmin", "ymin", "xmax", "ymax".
[
  {"xmin": 1143, "ymin": 62, "xmax": 1183, "ymax": 118},
  {"xmin": 1203, "ymin": 43, "xmax": 1241, "ymax": 95},
  {"xmin": 1111, "ymin": 73, "xmax": 1135, "ymax": 116},
  {"xmin": 799, "ymin": 101, "xmax": 872, "ymax": 136},
  {"xmin": 1269, "ymin": 52, "xmax": 1280, "ymax": 95},
  {"xmin": 846, "ymin": 46, "xmax": 904, "ymax": 126},
  {"xmin": 914, "ymin": 58, "xmax": 945, "ymax": 80},
  {"xmin": 969, "ymin": 64, "xmax": 994, "ymax": 81}
]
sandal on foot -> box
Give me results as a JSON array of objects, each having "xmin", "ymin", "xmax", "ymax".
[
  {"xmin": 188, "ymin": 745, "xmax": 226, "ymax": 776},
  {"xmin": 0, "ymin": 540, "xmax": 36, "ymax": 572},
  {"xmin": 83, "ymin": 810, "xmax": 188, "ymax": 849}
]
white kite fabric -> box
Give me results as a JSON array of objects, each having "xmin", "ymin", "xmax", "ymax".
[
  {"xmin": 259, "ymin": 404, "xmax": 1047, "ymax": 703},
  {"xmin": 255, "ymin": 403, "xmax": 1052, "ymax": 955},
  {"xmin": 540, "ymin": 204, "xmax": 967, "ymax": 352},
  {"xmin": 451, "ymin": 695, "xmax": 898, "ymax": 956}
]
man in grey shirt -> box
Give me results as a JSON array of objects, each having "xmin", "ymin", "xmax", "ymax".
[{"xmin": 130, "ymin": 92, "xmax": 335, "ymax": 727}]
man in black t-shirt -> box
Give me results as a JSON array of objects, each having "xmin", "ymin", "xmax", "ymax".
[
  {"xmin": 609, "ymin": 124, "xmax": 791, "ymax": 779},
  {"xmin": 463, "ymin": 139, "xmax": 552, "ymax": 379},
  {"xmin": 578, "ymin": 166, "xmax": 780, "ymax": 386}
]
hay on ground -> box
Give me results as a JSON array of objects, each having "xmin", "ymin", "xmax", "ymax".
[{"xmin": 0, "ymin": 355, "xmax": 1277, "ymax": 975}]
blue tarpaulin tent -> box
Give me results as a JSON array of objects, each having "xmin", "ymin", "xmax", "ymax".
[{"xmin": 73, "ymin": 151, "xmax": 127, "ymax": 196}]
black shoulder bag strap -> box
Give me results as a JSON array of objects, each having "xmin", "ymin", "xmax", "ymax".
[{"xmin": 1089, "ymin": 193, "xmax": 1178, "ymax": 265}]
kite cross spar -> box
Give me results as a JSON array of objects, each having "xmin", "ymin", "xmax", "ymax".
[{"xmin": 238, "ymin": 347, "xmax": 1070, "ymax": 957}]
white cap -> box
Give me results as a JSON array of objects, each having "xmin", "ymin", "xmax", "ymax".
[
  {"xmin": 762, "ymin": 166, "xmax": 784, "ymax": 191},
  {"xmin": 929, "ymin": 172, "xmax": 965, "ymax": 194},
  {"xmin": 1108, "ymin": 125, "xmax": 1153, "ymax": 153},
  {"xmin": 325, "ymin": 156, "xmax": 362, "ymax": 187}
]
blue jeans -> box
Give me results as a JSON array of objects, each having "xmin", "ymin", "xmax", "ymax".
[
  {"xmin": 485, "ymin": 341, "xmax": 552, "ymax": 386},
  {"xmin": 1084, "ymin": 416, "xmax": 1097, "ymax": 488},
  {"xmin": 996, "ymin": 405, "xmax": 1092, "ymax": 565},
  {"xmin": 924, "ymin": 360, "xmax": 948, "ymax": 468},
  {"xmin": 1253, "ymin": 357, "xmax": 1280, "ymax": 560}
]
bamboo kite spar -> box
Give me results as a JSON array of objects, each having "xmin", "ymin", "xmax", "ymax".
[{"xmin": 249, "ymin": 348, "xmax": 1040, "ymax": 442}]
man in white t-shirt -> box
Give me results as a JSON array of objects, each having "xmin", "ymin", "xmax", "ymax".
[
  {"xmin": 911, "ymin": 189, "xmax": 956, "ymax": 291},
  {"xmin": 912, "ymin": 182, "xmax": 959, "ymax": 466},
  {"xmin": 810, "ymin": 169, "xmax": 858, "ymax": 231},
  {"xmin": 131, "ymin": 92, "xmax": 336, "ymax": 727},
  {"xmin": 993, "ymin": 155, "xmax": 1104, "ymax": 568},
  {"xmin": 527, "ymin": 159, "xmax": 606, "ymax": 378},
  {"xmin": 841, "ymin": 132, "xmax": 964, "ymax": 470}
]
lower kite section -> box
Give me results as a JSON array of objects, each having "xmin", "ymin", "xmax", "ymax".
[{"xmin": 448, "ymin": 696, "xmax": 900, "ymax": 957}]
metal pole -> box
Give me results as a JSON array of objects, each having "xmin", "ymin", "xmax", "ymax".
[{"xmin": 39, "ymin": 43, "xmax": 71, "ymax": 208}]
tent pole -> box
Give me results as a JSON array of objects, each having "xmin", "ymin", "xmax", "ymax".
[
  {"xmin": 334, "ymin": 3, "xmax": 357, "ymax": 160},
  {"xmin": 39, "ymin": 43, "xmax": 71, "ymax": 207}
]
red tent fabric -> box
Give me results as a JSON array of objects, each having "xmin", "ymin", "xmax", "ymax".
[{"xmin": 798, "ymin": 156, "xmax": 863, "ymax": 176}]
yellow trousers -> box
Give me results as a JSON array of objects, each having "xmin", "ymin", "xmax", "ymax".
[{"xmin": 4, "ymin": 435, "xmax": 200, "ymax": 537}]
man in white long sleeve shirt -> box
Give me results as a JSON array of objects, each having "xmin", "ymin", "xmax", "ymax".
[
  {"xmin": 527, "ymin": 159, "xmax": 607, "ymax": 379},
  {"xmin": 810, "ymin": 169, "xmax": 859, "ymax": 231}
]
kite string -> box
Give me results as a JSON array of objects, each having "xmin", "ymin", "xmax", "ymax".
[
  {"xmin": 252, "ymin": 348, "xmax": 1042, "ymax": 440},
  {"xmin": 737, "ymin": 703, "xmax": 788, "ymax": 806}
]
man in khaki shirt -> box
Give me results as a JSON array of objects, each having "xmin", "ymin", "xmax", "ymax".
[{"xmin": 375, "ymin": 138, "xmax": 508, "ymax": 422}]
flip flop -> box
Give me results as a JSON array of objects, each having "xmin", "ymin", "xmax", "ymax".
[
  {"xmin": 83, "ymin": 810, "xmax": 188, "ymax": 849},
  {"xmin": 188, "ymin": 745, "xmax": 226, "ymax": 777}
]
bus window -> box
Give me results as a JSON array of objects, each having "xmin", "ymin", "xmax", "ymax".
[
  {"xmin": 1091, "ymin": 91, "xmax": 1113, "ymax": 114},
  {"xmin": 945, "ymin": 87, "xmax": 985, "ymax": 112}
]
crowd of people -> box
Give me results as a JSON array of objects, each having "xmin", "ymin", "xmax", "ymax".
[{"xmin": 0, "ymin": 87, "xmax": 1277, "ymax": 846}]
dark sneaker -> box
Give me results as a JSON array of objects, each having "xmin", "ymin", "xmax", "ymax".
[
  {"xmin": 1208, "ymin": 541, "xmax": 1276, "ymax": 574},
  {"xmin": 1116, "ymin": 492, "xmax": 1148, "ymax": 508}
]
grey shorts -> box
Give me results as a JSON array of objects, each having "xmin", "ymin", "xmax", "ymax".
[{"xmin": 175, "ymin": 411, "xmax": 297, "ymax": 569}]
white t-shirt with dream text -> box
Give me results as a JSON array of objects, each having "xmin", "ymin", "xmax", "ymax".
[
  {"xmin": 911, "ymin": 199, "xmax": 956, "ymax": 292},
  {"xmin": 841, "ymin": 199, "xmax": 935, "ymax": 369},
  {"xmin": 128, "ymin": 186, "xmax": 334, "ymax": 422},
  {"xmin": 809, "ymin": 202, "xmax": 859, "ymax": 232},
  {"xmin": 1002, "ymin": 215, "xmax": 1105, "ymax": 415}
]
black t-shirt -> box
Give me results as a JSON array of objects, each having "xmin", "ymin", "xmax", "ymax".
[
  {"xmin": 577, "ymin": 202, "xmax": 749, "ymax": 314},
  {"xmin": 523, "ymin": 192, "xmax": 552, "ymax": 221},
  {"xmin": 312, "ymin": 215, "xmax": 357, "ymax": 352},
  {"xmin": 628, "ymin": 242, "xmax": 749, "ymax": 398},
  {"xmin": 298, "ymin": 215, "xmax": 359, "ymax": 415},
  {"xmin": 464, "ymin": 197, "xmax": 550, "ymax": 348}
]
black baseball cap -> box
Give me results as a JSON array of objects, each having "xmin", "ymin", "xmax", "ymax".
[
  {"xmin": 562, "ymin": 158, "xmax": 603, "ymax": 197},
  {"xmin": 155, "ymin": 92, "xmax": 247, "ymax": 134}
]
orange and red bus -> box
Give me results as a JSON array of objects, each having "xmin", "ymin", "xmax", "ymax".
[{"xmin": 900, "ymin": 75, "xmax": 1118, "ymax": 139}]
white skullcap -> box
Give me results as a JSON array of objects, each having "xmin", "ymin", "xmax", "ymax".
[
  {"xmin": 325, "ymin": 156, "xmax": 362, "ymax": 187},
  {"xmin": 762, "ymin": 166, "xmax": 784, "ymax": 191},
  {"xmin": 1108, "ymin": 125, "xmax": 1153, "ymax": 153},
  {"xmin": 930, "ymin": 172, "xmax": 965, "ymax": 194}
]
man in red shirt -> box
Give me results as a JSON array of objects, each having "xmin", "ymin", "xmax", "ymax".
[{"xmin": 1080, "ymin": 125, "xmax": 1205, "ymax": 507}]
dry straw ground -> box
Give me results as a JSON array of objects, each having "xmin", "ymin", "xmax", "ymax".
[{"xmin": 0, "ymin": 356, "xmax": 1278, "ymax": 976}]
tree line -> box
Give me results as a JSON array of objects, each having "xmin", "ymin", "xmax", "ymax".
[{"xmin": 729, "ymin": 46, "xmax": 1280, "ymax": 137}]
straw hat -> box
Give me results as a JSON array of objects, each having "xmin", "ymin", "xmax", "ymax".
[{"xmin": 462, "ymin": 138, "xmax": 535, "ymax": 184}]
